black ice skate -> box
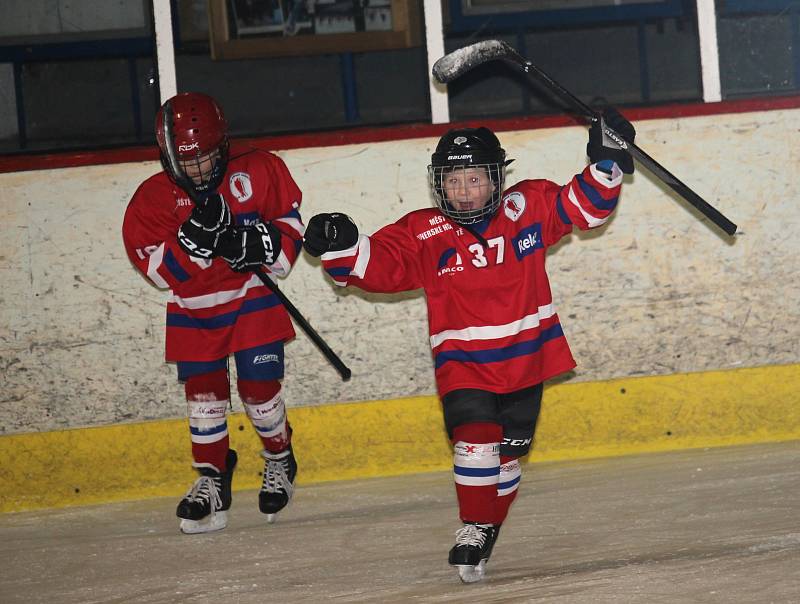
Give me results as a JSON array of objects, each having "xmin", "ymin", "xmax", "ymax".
[
  {"xmin": 176, "ymin": 449, "xmax": 237, "ymax": 534},
  {"xmin": 448, "ymin": 522, "xmax": 501, "ymax": 583},
  {"xmin": 258, "ymin": 445, "xmax": 297, "ymax": 523}
]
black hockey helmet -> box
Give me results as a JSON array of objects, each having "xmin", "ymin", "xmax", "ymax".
[{"xmin": 428, "ymin": 127, "xmax": 510, "ymax": 224}]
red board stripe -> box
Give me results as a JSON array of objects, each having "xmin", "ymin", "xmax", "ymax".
[{"xmin": 2, "ymin": 94, "xmax": 799, "ymax": 174}]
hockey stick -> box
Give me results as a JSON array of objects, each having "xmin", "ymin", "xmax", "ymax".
[
  {"xmin": 161, "ymin": 101, "xmax": 352, "ymax": 381},
  {"xmin": 432, "ymin": 40, "xmax": 738, "ymax": 237}
]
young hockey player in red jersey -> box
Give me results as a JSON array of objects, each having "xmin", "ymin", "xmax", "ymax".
[
  {"xmin": 303, "ymin": 108, "xmax": 635, "ymax": 582},
  {"xmin": 122, "ymin": 92, "xmax": 304, "ymax": 533}
]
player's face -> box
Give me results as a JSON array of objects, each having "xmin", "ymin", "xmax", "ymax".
[
  {"xmin": 442, "ymin": 167, "xmax": 493, "ymax": 211},
  {"xmin": 180, "ymin": 150, "xmax": 220, "ymax": 186}
]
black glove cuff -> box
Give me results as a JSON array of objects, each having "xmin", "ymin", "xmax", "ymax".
[
  {"xmin": 191, "ymin": 194, "xmax": 231, "ymax": 232},
  {"xmin": 587, "ymin": 143, "xmax": 634, "ymax": 174}
]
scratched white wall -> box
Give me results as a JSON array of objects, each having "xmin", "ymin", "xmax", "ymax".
[{"xmin": 1, "ymin": 108, "xmax": 798, "ymax": 434}]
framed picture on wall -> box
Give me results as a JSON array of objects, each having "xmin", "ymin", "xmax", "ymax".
[
  {"xmin": 447, "ymin": 0, "xmax": 684, "ymax": 32},
  {"xmin": 461, "ymin": 0, "xmax": 667, "ymax": 13},
  {"xmin": 208, "ymin": 0, "xmax": 421, "ymax": 60},
  {"xmin": 177, "ymin": 0, "xmax": 211, "ymax": 42}
]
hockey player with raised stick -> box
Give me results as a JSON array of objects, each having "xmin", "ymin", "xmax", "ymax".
[
  {"xmin": 303, "ymin": 108, "xmax": 635, "ymax": 582},
  {"xmin": 122, "ymin": 92, "xmax": 302, "ymax": 533}
]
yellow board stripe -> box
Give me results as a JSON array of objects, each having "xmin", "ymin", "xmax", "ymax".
[{"xmin": 2, "ymin": 364, "xmax": 799, "ymax": 513}]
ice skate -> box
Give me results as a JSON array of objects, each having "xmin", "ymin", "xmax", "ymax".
[
  {"xmin": 448, "ymin": 522, "xmax": 501, "ymax": 583},
  {"xmin": 259, "ymin": 445, "xmax": 297, "ymax": 523},
  {"xmin": 176, "ymin": 449, "xmax": 237, "ymax": 534}
]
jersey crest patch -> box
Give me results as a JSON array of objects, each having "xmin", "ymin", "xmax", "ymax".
[
  {"xmin": 503, "ymin": 191, "xmax": 526, "ymax": 222},
  {"xmin": 229, "ymin": 172, "xmax": 253, "ymax": 203}
]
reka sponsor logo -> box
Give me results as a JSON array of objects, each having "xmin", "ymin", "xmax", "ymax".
[{"xmin": 512, "ymin": 224, "xmax": 543, "ymax": 260}]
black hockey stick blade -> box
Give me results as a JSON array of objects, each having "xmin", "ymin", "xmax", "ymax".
[
  {"xmin": 432, "ymin": 40, "xmax": 738, "ymax": 237},
  {"xmin": 433, "ymin": 40, "xmax": 528, "ymax": 84},
  {"xmin": 161, "ymin": 100, "xmax": 352, "ymax": 380}
]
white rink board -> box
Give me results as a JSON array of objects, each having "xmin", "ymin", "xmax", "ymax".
[{"xmin": 1, "ymin": 108, "xmax": 799, "ymax": 433}]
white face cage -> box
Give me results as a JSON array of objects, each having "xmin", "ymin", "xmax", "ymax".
[{"xmin": 428, "ymin": 163, "xmax": 506, "ymax": 224}]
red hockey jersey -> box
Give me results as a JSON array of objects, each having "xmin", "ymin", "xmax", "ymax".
[
  {"xmin": 122, "ymin": 148, "xmax": 303, "ymax": 362},
  {"xmin": 320, "ymin": 163, "xmax": 623, "ymax": 396}
]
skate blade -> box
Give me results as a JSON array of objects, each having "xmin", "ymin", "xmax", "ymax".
[
  {"xmin": 179, "ymin": 510, "xmax": 228, "ymax": 534},
  {"xmin": 456, "ymin": 560, "xmax": 486, "ymax": 583},
  {"xmin": 265, "ymin": 513, "xmax": 277, "ymax": 524}
]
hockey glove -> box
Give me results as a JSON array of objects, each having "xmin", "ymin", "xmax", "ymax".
[
  {"xmin": 587, "ymin": 107, "xmax": 636, "ymax": 174},
  {"xmin": 177, "ymin": 193, "xmax": 233, "ymax": 259},
  {"xmin": 303, "ymin": 213, "xmax": 359, "ymax": 257},
  {"xmin": 217, "ymin": 221, "xmax": 282, "ymax": 273}
]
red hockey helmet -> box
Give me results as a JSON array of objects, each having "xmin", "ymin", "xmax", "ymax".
[{"xmin": 155, "ymin": 92, "xmax": 230, "ymax": 194}]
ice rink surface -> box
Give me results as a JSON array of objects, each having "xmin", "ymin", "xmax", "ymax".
[{"xmin": 1, "ymin": 440, "xmax": 798, "ymax": 604}]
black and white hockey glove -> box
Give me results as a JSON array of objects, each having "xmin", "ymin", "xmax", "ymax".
[
  {"xmin": 217, "ymin": 221, "xmax": 282, "ymax": 273},
  {"xmin": 303, "ymin": 213, "xmax": 359, "ymax": 257},
  {"xmin": 177, "ymin": 193, "xmax": 233, "ymax": 258},
  {"xmin": 587, "ymin": 107, "xmax": 636, "ymax": 174}
]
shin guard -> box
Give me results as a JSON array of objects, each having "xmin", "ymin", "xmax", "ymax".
[
  {"xmin": 452, "ymin": 422, "xmax": 502, "ymax": 524},
  {"xmin": 495, "ymin": 456, "xmax": 521, "ymax": 525},
  {"xmin": 240, "ymin": 379, "xmax": 290, "ymax": 452},
  {"xmin": 185, "ymin": 368, "xmax": 231, "ymax": 471}
]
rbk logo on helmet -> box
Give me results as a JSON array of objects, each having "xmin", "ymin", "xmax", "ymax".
[{"xmin": 155, "ymin": 92, "xmax": 230, "ymax": 194}]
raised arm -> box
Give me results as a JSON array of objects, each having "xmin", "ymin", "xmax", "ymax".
[{"xmin": 304, "ymin": 212, "xmax": 423, "ymax": 294}]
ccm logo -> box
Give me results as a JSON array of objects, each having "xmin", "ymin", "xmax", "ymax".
[
  {"xmin": 502, "ymin": 437, "xmax": 532, "ymax": 447},
  {"xmin": 178, "ymin": 142, "xmax": 199, "ymax": 152}
]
